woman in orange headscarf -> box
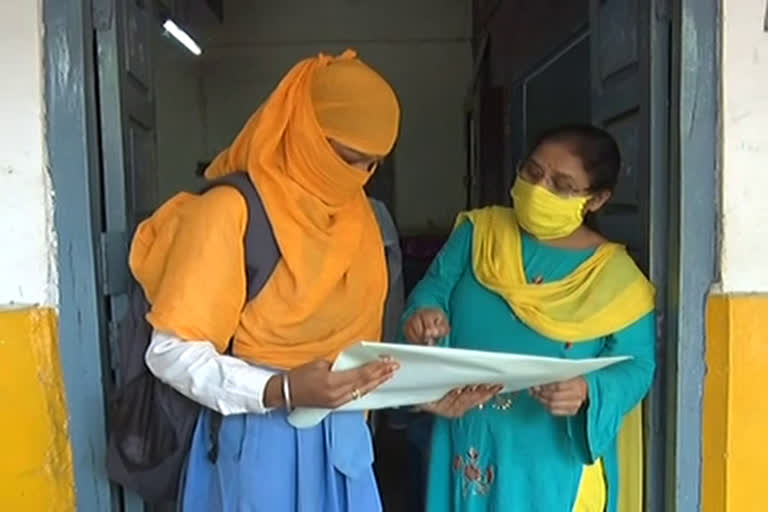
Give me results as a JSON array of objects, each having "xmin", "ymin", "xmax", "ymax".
[{"xmin": 130, "ymin": 51, "xmax": 401, "ymax": 511}]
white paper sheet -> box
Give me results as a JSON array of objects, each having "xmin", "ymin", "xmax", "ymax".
[{"xmin": 288, "ymin": 342, "xmax": 628, "ymax": 428}]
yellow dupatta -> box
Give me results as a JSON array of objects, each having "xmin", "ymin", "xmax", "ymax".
[{"xmin": 457, "ymin": 206, "xmax": 655, "ymax": 512}]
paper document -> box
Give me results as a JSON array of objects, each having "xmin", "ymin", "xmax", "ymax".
[{"xmin": 288, "ymin": 342, "xmax": 628, "ymax": 428}]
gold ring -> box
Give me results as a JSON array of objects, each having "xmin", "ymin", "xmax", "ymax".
[{"xmin": 351, "ymin": 388, "xmax": 361, "ymax": 400}]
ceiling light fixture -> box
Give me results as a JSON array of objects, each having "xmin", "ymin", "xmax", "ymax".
[{"xmin": 163, "ymin": 19, "xmax": 202, "ymax": 56}]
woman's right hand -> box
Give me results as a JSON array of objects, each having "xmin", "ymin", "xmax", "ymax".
[
  {"xmin": 404, "ymin": 308, "xmax": 451, "ymax": 345},
  {"xmin": 264, "ymin": 358, "xmax": 399, "ymax": 409},
  {"xmin": 421, "ymin": 385, "xmax": 503, "ymax": 418}
]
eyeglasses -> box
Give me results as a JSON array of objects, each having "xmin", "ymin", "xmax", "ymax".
[{"xmin": 516, "ymin": 159, "xmax": 591, "ymax": 198}]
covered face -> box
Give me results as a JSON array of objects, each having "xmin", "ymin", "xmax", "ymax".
[
  {"xmin": 310, "ymin": 51, "xmax": 400, "ymax": 158},
  {"xmin": 205, "ymin": 49, "xmax": 401, "ymax": 205}
]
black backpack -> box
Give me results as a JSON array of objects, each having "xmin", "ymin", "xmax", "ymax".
[
  {"xmin": 105, "ymin": 172, "xmax": 404, "ymax": 505},
  {"xmin": 106, "ymin": 172, "xmax": 280, "ymax": 505}
]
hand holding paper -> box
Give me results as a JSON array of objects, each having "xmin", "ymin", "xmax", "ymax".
[
  {"xmin": 421, "ymin": 384, "xmax": 504, "ymax": 418},
  {"xmin": 287, "ymin": 341, "xmax": 628, "ymax": 428}
]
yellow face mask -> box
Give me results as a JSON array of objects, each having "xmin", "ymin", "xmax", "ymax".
[{"xmin": 509, "ymin": 178, "xmax": 590, "ymax": 240}]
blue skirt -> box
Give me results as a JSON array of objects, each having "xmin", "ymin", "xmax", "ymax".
[{"xmin": 181, "ymin": 409, "xmax": 382, "ymax": 512}]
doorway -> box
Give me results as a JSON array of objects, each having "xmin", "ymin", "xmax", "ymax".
[{"xmin": 43, "ymin": 1, "xmax": 707, "ymax": 511}]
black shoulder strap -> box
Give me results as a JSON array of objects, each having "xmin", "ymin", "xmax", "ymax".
[
  {"xmin": 199, "ymin": 171, "xmax": 281, "ymax": 464},
  {"xmin": 368, "ymin": 198, "xmax": 404, "ymax": 343},
  {"xmin": 201, "ymin": 171, "xmax": 280, "ymax": 300}
]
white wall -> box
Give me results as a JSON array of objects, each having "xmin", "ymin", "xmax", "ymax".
[
  {"xmin": 156, "ymin": 0, "xmax": 472, "ymax": 233},
  {"xmin": 720, "ymin": 0, "xmax": 768, "ymax": 293},
  {"xmin": 0, "ymin": 1, "xmax": 57, "ymax": 306}
]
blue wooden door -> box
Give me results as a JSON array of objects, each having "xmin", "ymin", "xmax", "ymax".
[
  {"xmin": 589, "ymin": 1, "xmax": 671, "ymax": 510},
  {"xmin": 94, "ymin": 0, "xmax": 158, "ymax": 510}
]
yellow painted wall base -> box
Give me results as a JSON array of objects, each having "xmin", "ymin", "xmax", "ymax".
[
  {"xmin": 704, "ymin": 294, "xmax": 768, "ymax": 512},
  {"xmin": 0, "ymin": 307, "xmax": 76, "ymax": 511}
]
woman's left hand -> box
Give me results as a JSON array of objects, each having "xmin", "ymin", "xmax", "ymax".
[{"xmin": 530, "ymin": 377, "xmax": 589, "ymax": 416}]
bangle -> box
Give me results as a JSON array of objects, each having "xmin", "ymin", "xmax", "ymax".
[{"xmin": 281, "ymin": 373, "xmax": 293, "ymax": 411}]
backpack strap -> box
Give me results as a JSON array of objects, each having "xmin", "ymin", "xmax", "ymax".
[
  {"xmin": 202, "ymin": 172, "xmax": 280, "ymax": 301},
  {"xmin": 368, "ymin": 198, "xmax": 404, "ymax": 342},
  {"xmin": 367, "ymin": 199, "xmax": 404, "ymax": 436},
  {"xmin": 199, "ymin": 172, "xmax": 281, "ymax": 463}
]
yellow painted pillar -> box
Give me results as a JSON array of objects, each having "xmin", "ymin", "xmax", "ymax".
[
  {"xmin": 704, "ymin": 295, "xmax": 768, "ymax": 512},
  {"xmin": 705, "ymin": 0, "xmax": 768, "ymax": 509},
  {"xmin": 0, "ymin": 0, "xmax": 77, "ymax": 509},
  {"xmin": 0, "ymin": 307, "xmax": 76, "ymax": 511}
]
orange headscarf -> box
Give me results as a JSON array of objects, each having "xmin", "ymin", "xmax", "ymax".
[{"xmin": 130, "ymin": 50, "xmax": 401, "ymax": 369}]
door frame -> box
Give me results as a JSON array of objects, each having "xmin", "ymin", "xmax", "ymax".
[
  {"xmin": 43, "ymin": 0, "xmax": 116, "ymax": 510},
  {"xmin": 664, "ymin": 1, "xmax": 720, "ymax": 511}
]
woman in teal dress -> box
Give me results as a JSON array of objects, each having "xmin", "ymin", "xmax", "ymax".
[{"xmin": 403, "ymin": 125, "xmax": 656, "ymax": 512}]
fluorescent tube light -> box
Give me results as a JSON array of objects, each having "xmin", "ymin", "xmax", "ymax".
[{"xmin": 163, "ymin": 19, "xmax": 202, "ymax": 56}]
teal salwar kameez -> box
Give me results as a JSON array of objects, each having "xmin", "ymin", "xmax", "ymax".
[{"xmin": 405, "ymin": 222, "xmax": 656, "ymax": 512}]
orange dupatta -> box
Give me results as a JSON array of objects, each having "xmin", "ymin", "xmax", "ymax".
[{"xmin": 131, "ymin": 51, "xmax": 401, "ymax": 369}]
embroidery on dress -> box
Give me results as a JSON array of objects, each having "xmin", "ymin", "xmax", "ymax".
[
  {"xmin": 453, "ymin": 447, "xmax": 495, "ymax": 497},
  {"xmin": 477, "ymin": 393, "xmax": 516, "ymax": 411}
]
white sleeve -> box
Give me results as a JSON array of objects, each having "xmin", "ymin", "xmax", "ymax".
[{"xmin": 145, "ymin": 330, "xmax": 278, "ymax": 416}]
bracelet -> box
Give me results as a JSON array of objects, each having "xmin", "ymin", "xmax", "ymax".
[{"xmin": 281, "ymin": 373, "xmax": 293, "ymax": 411}]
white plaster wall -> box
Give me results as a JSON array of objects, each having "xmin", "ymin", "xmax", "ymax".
[
  {"xmin": 0, "ymin": 1, "xmax": 57, "ymax": 306},
  {"xmin": 156, "ymin": 0, "xmax": 472, "ymax": 233},
  {"xmin": 721, "ymin": 0, "xmax": 768, "ymax": 293}
]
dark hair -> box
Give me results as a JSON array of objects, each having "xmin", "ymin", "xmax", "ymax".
[{"xmin": 528, "ymin": 124, "xmax": 621, "ymax": 193}]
